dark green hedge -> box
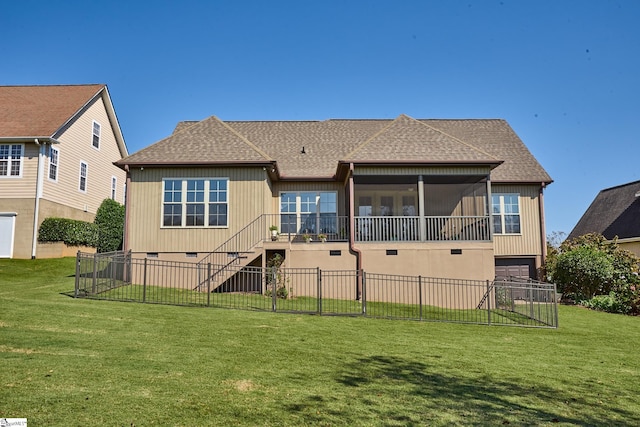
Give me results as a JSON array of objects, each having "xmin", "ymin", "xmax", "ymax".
[
  {"xmin": 38, "ymin": 198, "xmax": 125, "ymax": 252},
  {"xmin": 38, "ymin": 217, "xmax": 99, "ymax": 247},
  {"xmin": 94, "ymin": 199, "xmax": 125, "ymax": 253}
]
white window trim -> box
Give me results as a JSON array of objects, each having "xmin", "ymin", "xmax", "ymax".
[
  {"xmin": 111, "ymin": 176, "xmax": 117, "ymax": 200},
  {"xmin": 161, "ymin": 177, "xmax": 229, "ymax": 229},
  {"xmin": 92, "ymin": 120, "xmax": 101, "ymax": 150},
  {"xmin": 79, "ymin": 161, "xmax": 88, "ymax": 193},
  {"xmin": 492, "ymin": 193, "xmax": 521, "ymax": 235},
  {"xmin": 48, "ymin": 146, "xmax": 59, "ymax": 182},
  {"xmin": 0, "ymin": 143, "xmax": 24, "ymax": 179},
  {"xmin": 279, "ymin": 191, "xmax": 338, "ymax": 234}
]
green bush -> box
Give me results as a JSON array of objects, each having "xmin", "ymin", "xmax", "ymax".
[
  {"xmin": 38, "ymin": 217, "xmax": 98, "ymax": 247},
  {"xmin": 581, "ymin": 292, "xmax": 630, "ymax": 314},
  {"xmin": 546, "ymin": 233, "xmax": 640, "ymax": 314},
  {"xmin": 94, "ymin": 199, "xmax": 125, "ymax": 253}
]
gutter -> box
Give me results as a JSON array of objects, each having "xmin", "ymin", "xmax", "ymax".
[
  {"xmin": 347, "ymin": 162, "xmax": 363, "ymax": 300},
  {"xmin": 31, "ymin": 138, "xmax": 54, "ymax": 258},
  {"xmin": 539, "ymin": 182, "xmax": 547, "ymax": 271}
]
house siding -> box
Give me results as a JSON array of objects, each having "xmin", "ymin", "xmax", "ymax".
[
  {"xmin": 492, "ymin": 184, "xmax": 543, "ymax": 259},
  {"xmin": 127, "ymin": 167, "xmax": 271, "ymax": 253},
  {"xmin": 42, "ymin": 96, "xmax": 127, "ymax": 213},
  {"xmin": 0, "ymin": 143, "xmax": 39, "ymax": 198}
]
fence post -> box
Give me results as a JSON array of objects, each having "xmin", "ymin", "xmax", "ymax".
[
  {"xmin": 361, "ymin": 270, "xmax": 367, "ymax": 316},
  {"xmin": 486, "ymin": 280, "xmax": 491, "ymax": 326},
  {"xmin": 75, "ymin": 251, "xmax": 81, "ymax": 298},
  {"xmin": 317, "ymin": 268, "xmax": 322, "ymax": 315},
  {"xmin": 142, "ymin": 257, "xmax": 147, "ymax": 303},
  {"xmin": 272, "ymin": 267, "xmax": 277, "ymax": 312},
  {"xmin": 92, "ymin": 254, "xmax": 97, "ymax": 294},
  {"xmin": 418, "ymin": 275, "xmax": 423, "ymax": 321},
  {"xmin": 207, "ymin": 262, "xmax": 211, "ymax": 307},
  {"xmin": 553, "ymin": 283, "xmax": 559, "ymax": 328}
]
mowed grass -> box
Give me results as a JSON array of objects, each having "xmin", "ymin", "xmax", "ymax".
[{"xmin": 1, "ymin": 258, "xmax": 639, "ymax": 426}]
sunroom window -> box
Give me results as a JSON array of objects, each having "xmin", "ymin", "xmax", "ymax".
[{"xmin": 279, "ymin": 191, "xmax": 337, "ymax": 234}]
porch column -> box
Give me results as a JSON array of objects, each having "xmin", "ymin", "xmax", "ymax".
[
  {"xmin": 418, "ymin": 175, "xmax": 426, "ymax": 241},
  {"xmin": 486, "ymin": 175, "xmax": 493, "ymax": 241}
]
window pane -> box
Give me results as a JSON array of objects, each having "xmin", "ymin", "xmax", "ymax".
[
  {"xmin": 163, "ymin": 204, "xmax": 182, "ymax": 226},
  {"xmin": 208, "ymin": 204, "xmax": 227, "ymax": 226},
  {"xmin": 280, "ymin": 193, "xmax": 296, "ymax": 213},
  {"xmin": 299, "ymin": 213, "xmax": 316, "ymax": 234},
  {"xmin": 319, "ymin": 192, "xmax": 337, "ymax": 213},
  {"xmin": 505, "ymin": 215, "xmax": 521, "ymax": 234},
  {"xmin": 492, "ymin": 215, "xmax": 502, "ymax": 234},
  {"xmin": 280, "ymin": 214, "xmax": 297, "ymax": 233},
  {"xmin": 187, "ymin": 180, "xmax": 205, "ymax": 203},
  {"xmin": 300, "ymin": 192, "xmax": 316, "ymax": 214},
  {"xmin": 186, "ymin": 204, "xmax": 205, "ymax": 226}
]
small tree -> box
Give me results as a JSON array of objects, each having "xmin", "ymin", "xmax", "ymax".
[
  {"xmin": 553, "ymin": 246, "xmax": 614, "ymax": 299},
  {"xmin": 94, "ymin": 198, "xmax": 125, "ymax": 253}
]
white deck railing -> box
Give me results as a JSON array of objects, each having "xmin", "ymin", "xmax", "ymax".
[{"xmin": 355, "ymin": 216, "xmax": 490, "ymax": 242}]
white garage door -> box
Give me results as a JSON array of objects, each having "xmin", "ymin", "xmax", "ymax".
[{"xmin": 0, "ymin": 213, "xmax": 17, "ymax": 258}]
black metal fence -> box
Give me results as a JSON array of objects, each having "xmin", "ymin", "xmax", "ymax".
[{"xmin": 75, "ymin": 251, "xmax": 558, "ymax": 328}]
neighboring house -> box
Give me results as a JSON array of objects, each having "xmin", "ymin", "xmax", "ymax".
[
  {"xmin": 0, "ymin": 84, "xmax": 128, "ymax": 259},
  {"xmin": 568, "ymin": 180, "xmax": 640, "ymax": 257},
  {"xmin": 115, "ymin": 114, "xmax": 552, "ymax": 286}
]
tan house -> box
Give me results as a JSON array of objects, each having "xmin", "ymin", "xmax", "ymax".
[
  {"xmin": 0, "ymin": 84, "xmax": 128, "ymax": 258},
  {"xmin": 116, "ymin": 114, "xmax": 552, "ymax": 286},
  {"xmin": 568, "ymin": 180, "xmax": 640, "ymax": 257}
]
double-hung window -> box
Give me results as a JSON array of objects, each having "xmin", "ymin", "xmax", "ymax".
[
  {"xmin": 111, "ymin": 176, "xmax": 117, "ymax": 200},
  {"xmin": 79, "ymin": 162, "xmax": 88, "ymax": 192},
  {"xmin": 492, "ymin": 193, "xmax": 520, "ymax": 234},
  {"xmin": 92, "ymin": 121, "xmax": 101, "ymax": 149},
  {"xmin": 0, "ymin": 144, "xmax": 23, "ymax": 177},
  {"xmin": 48, "ymin": 146, "xmax": 59, "ymax": 181},
  {"xmin": 279, "ymin": 191, "xmax": 337, "ymax": 234},
  {"xmin": 162, "ymin": 178, "xmax": 228, "ymax": 227}
]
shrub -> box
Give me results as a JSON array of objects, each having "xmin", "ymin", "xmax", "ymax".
[
  {"xmin": 581, "ymin": 292, "xmax": 629, "ymax": 314},
  {"xmin": 94, "ymin": 199, "xmax": 125, "ymax": 253},
  {"xmin": 38, "ymin": 217, "xmax": 99, "ymax": 247},
  {"xmin": 265, "ymin": 253, "xmax": 289, "ymax": 299},
  {"xmin": 553, "ymin": 246, "xmax": 614, "ymax": 299}
]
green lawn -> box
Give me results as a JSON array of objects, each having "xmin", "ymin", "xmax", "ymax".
[{"xmin": 1, "ymin": 258, "xmax": 639, "ymax": 426}]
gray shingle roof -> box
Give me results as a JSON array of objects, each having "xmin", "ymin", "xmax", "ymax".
[
  {"xmin": 117, "ymin": 114, "xmax": 552, "ymax": 183},
  {"xmin": 569, "ymin": 180, "xmax": 640, "ymax": 240}
]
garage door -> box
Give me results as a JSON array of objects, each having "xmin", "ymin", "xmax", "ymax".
[
  {"xmin": 0, "ymin": 213, "xmax": 17, "ymax": 258},
  {"xmin": 495, "ymin": 259, "xmax": 535, "ymax": 280}
]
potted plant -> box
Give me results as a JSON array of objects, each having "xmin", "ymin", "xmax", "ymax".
[
  {"xmin": 269, "ymin": 225, "xmax": 279, "ymax": 241},
  {"xmin": 303, "ymin": 233, "xmax": 312, "ymax": 243},
  {"xmin": 318, "ymin": 233, "xmax": 327, "ymax": 243}
]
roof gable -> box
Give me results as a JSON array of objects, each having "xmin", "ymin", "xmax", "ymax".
[
  {"xmin": 119, "ymin": 116, "xmax": 272, "ymax": 165},
  {"xmin": 569, "ymin": 180, "xmax": 640, "ymax": 240},
  {"xmin": 344, "ymin": 114, "xmax": 500, "ymax": 163},
  {"xmin": 0, "ymin": 84, "xmax": 105, "ymax": 137}
]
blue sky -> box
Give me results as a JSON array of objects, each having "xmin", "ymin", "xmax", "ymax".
[{"xmin": 2, "ymin": 0, "xmax": 639, "ymax": 235}]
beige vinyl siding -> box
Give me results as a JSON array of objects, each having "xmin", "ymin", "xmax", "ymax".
[
  {"xmin": 492, "ymin": 184, "xmax": 543, "ymax": 257},
  {"xmin": 353, "ymin": 165, "xmax": 492, "ymax": 176},
  {"xmin": 42, "ymin": 96, "xmax": 127, "ymax": 213},
  {"xmin": 0, "ymin": 143, "xmax": 38, "ymax": 198},
  {"xmin": 127, "ymin": 167, "xmax": 271, "ymax": 253},
  {"xmin": 271, "ymin": 182, "xmax": 346, "ymax": 215}
]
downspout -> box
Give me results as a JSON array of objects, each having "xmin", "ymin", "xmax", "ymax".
[
  {"xmin": 347, "ymin": 163, "xmax": 363, "ymax": 300},
  {"xmin": 122, "ymin": 165, "xmax": 131, "ymax": 253},
  {"xmin": 538, "ymin": 183, "xmax": 548, "ymax": 271},
  {"xmin": 31, "ymin": 139, "xmax": 45, "ymax": 259}
]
